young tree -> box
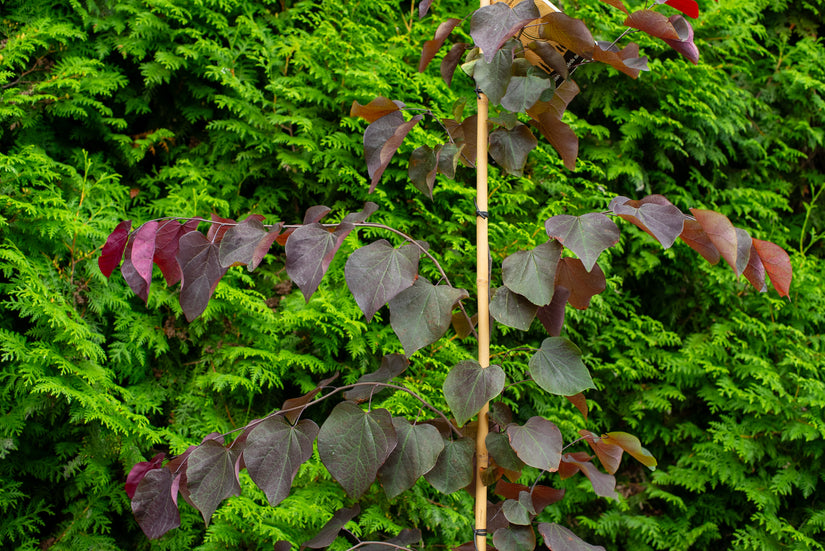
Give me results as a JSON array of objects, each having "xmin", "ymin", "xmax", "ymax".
[{"xmin": 101, "ymin": 0, "xmax": 792, "ymax": 549}]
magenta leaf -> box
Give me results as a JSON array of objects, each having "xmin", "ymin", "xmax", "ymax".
[
  {"xmin": 486, "ymin": 431, "xmax": 526, "ymax": 472},
  {"xmin": 317, "ymin": 403, "xmax": 397, "ymax": 499},
  {"xmin": 388, "ymin": 277, "xmax": 469, "ymax": 357},
  {"xmin": 537, "ymin": 522, "xmax": 606, "ymax": 551},
  {"xmin": 443, "ymin": 360, "xmax": 505, "ymax": 427},
  {"xmin": 343, "ymin": 354, "xmax": 409, "ymax": 402},
  {"xmin": 419, "ymin": 18, "xmax": 462, "ymax": 73},
  {"xmin": 529, "ymin": 336, "xmax": 594, "ymax": 396},
  {"xmin": 345, "ymin": 240, "xmax": 421, "ymax": 321},
  {"xmin": 545, "ymin": 213, "xmax": 620, "ymax": 272},
  {"xmin": 125, "ymin": 452, "xmax": 165, "ymax": 499},
  {"xmin": 98, "ymin": 220, "xmax": 132, "ymax": 278},
  {"xmin": 364, "ymin": 111, "xmax": 423, "ymax": 192},
  {"xmin": 502, "ymin": 240, "xmax": 562, "ymax": 306},
  {"xmin": 470, "ymin": 1, "xmax": 539, "ymax": 62},
  {"xmin": 490, "ymin": 286, "xmax": 538, "ymax": 331},
  {"xmin": 121, "ymin": 220, "xmax": 159, "ymax": 302},
  {"xmin": 131, "ymin": 467, "xmax": 181, "ymax": 540},
  {"xmin": 507, "ymin": 416, "xmax": 563, "ymax": 472},
  {"xmin": 185, "ymin": 439, "xmax": 241, "ymax": 526},
  {"xmin": 502, "ymin": 491, "xmax": 537, "ymax": 526},
  {"xmin": 177, "ymin": 231, "xmax": 228, "ymax": 321},
  {"xmin": 424, "ymin": 437, "xmax": 474, "ymax": 494},
  {"xmin": 662, "ymin": 15, "xmax": 699, "ymax": 64},
  {"xmin": 218, "ymin": 215, "xmax": 279, "ymax": 270},
  {"xmin": 285, "ymin": 222, "xmax": 355, "ymax": 301},
  {"xmin": 493, "ymin": 524, "xmax": 536, "ymax": 551},
  {"xmin": 609, "ymin": 195, "xmax": 686, "ymax": 248},
  {"xmin": 153, "ymin": 219, "xmax": 200, "ymax": 285},
  {"xmin": 242, "ymin": 417, "xmax": 318, "ymax": 507},
  {"xmin": 302, "ymin": 504, "xmax": 361, "ymax": 549},
  {"xmin": 489, "ymin": 124, "xmax": 539, "ymax": 177},
  {"xmin": 378, "ymin": 417, "xmax": 444, "ymax": 499}
]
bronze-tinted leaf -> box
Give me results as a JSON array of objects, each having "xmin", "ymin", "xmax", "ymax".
[
  {"xmin": 419, "ymin": 18, "xmax": 462, "ymax": 73},
  {"xmin": 555, "ymin": 257, "xmax": 606, "ymax": 310},
  {"xmin": 752, "ymin": 238, "xmax": 792, "ymax": 297},
  {"xmin": 285, "ymin": 222, "xmax": 354, "ymax": 301},
  {"xmin": 185, "ymin": 440, "xmax": 241, "ymax": 526},
  {"xmin": 532, "ymin": 111, "xmax": 578, "ymax": 170},
  {"xmin": 131, "ymin": 467, "xmax": 181, "ymax": 540},
  {"xmin": 601, "ymin": 431, "xmax": 657, "ymax": 470},
  {"xmin": 537, "ymin": 522, "xmax": 606, "ymax": 551},
  {"xmin": 364, "ymin": 111, "xmax": 423, "ymax": 192},
  {"xmin": 350, "ymin": 97, "xmax": 403, "ymax": 123},
  {"xmin": 502, "ymin": 240, "xmax": 562, "ymax": 306},
  {"xmin": 529, "ymin": 337, "xmax": 594, "ymax": 396},
  {"xmin": 99, "ymin": 220, "xmax": 132, "ymax": 278},
  {"xmin": 507, "ymin": 416, "xmax": 563, "ymax": 472},
  {"xmin": 545, "ymin": 213, "xmax": 620, "ymax": 272},
  {"xmin": 302, "ymin": 504, "xmax": 360, "ymax": 549},
  {"xmin": 177, "ymin": 230, "xmax": 228, "ymax": 321},
  {"xmin": 470, "ymin": 1, "xmax": 539, "ymax": 62},
  {"xmin": 490, "ymin": 286, "xmax": 538, "ymax": 331},
  {"xmin": 526, "ymin": 41, "xmax": 568, "ymax": 79},
  {"xmin": 679, "ymin": 218, "xmax": 720, "ymax": 264},
  {"xmin": 121, "ymin": 220, "xmax": 158, "ymax": 302},
  {"xmin": 540, "ymin": 12, "xmax": 595, "ymax": 59},
  {"xmin": 345, "ymin": 240, "xmax": 420, "ymax": 321},
  {"xmin": 343, "ymin": 354, "xmax": 409, "ymax": 402},
  {"xmin": 281, "ymin": 372, "xmax": 339, "ymax": 424},
  {"xmin": 742, "ymin": 241, "xmax": 767, "ymax": 292},
  {"xmin": 579, "ymin": 429, "xmax": 623, "ymax": 475},
  {"xmin": 424, "ymin": 437, "xmax": 475, "ymax": 494},
  {"xmin": 592, "ymin": 42, "xmax": 645, "ymax": 79},
  {"xmin": 565, "ymin": 392, "xmax": 588, "ymax": 422},
  {"xmin": 205, "ymin": 213, "xmax": 235, "ymax": 243},
  {"xmin": 624, "ymin": 9, "xmax": 680, "ymax": 40},
  {"xmin": 443, "ymin": 360, "xmax": 505, "ymax": 427},
  {"xmin": 690, "ymin": 209, "xmax": 744, "ymax": 275},
  {"xmin": 317, "ymin": 403, "xmax": 397, "ymax": 499},
  {"xmin": 597, "ymin": 0, "xmax": 628, "ymax": 13},
  {"xmin": 379, "ymin": 418, "xmax": 444, "ymax": 499}
]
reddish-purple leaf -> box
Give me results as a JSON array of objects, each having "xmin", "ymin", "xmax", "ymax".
[
  {"xmin": 317, "ymin": 403, "xmax": 397, "ymax": 499},
  {"xmin": 342, "ymin": 201, "xmax": 379, "ymax": 225},
  {"xmin": 153, "ymin": 219, "xmax": 200, "ymax": 285},
  {"xmin": 565, "ymin": 393, "xmax": 588, "ymax": 422},
  {"xmin": 243, "ymin": 417, "xmax": 318, "ymax": 507},
  {"xmin": 343, "ymin": 354, "xmax": 409, "ymax": 402},
  {"xmin": 530, "ymin": 79, "xmax": 580, "ymax": 120},
  {"xmin": 529, "ymin": 337, "xmax": 594, "ymax": 396},
  {"xmin": 418, "ymin": 0, "xmax": 433, "ymax": 19},
  {"xmin": 274, "ymin": 541, "xmax": 291, "ymax": 551},
  {"xmin": 185, "ymin": 440, "xmax": 241, "ymax": 526},
  {"xmin": 350, "ymin": 97, "xmax": 404, "ymax": 123},
  {"xmin": 532, "ymin": 111, "xmax": 578, "ymax": 170},
  {"xmin": 444, "ymin": 360, "xmax": 505, "ymax": 427},
  {"xmin": 502, "ymin": 241, "xmax": 562, "ymax": 306},
  {"xmin": 690, "ymin": 209, "xmax": 744, "ymax": 275},
  {"xmin": 125, "ymin": 452, "xmax": 165, "ymax": 499},
  {"xmin": 662, "ymin": 15, "xmax": 699, "ymax": 64},
  {"xmin": 601, "ymin": 432, "xmax": 657, "ymax": 470},
  {"xmin": 536, "ymin": 287, "xmax": 569, "ymax": 337},
  {"xmin": 490, "ymin": 286, "xmax": 539, "ymax": 331},
  {"xmin": 281, "ymin": 372, "xmax": 339, "ymax": 424},
  {"xmin": 470, "ymin": 1, "xmax": 539, "ymax": 62},
  {"xmin": 218, "ymin": 216, "xmax": 278, "ymax": 270},
  {"xmin": 121, "ymin": 221, "xmax": 159, "ymax": 303},
  {"xmin": 493, "ymin": 524, "xmax": 536, "ymax": 551},
  {"xmin": 609, "ymin": 195, "xmax": 686, "ymax": 248},
  {"xmin": 379, "ymin": 417, "xmax": 444, "ymax": 499},
  {"xmin": 409, "ymin": 145, "xmax": 438, "ymax": 198},
  {"xmin": 752, "ymin": 239, "xmax": 792, "ymax": 297},
  {"xmin": 679, "ymin": 218, "xmax": 720, "ymax": 264},
  {"xmin": 538, "ymin": 522, "xmax": 606, "ymax": 551},
  {"xmin": 507, "ymin": 417, "xmax": 563, "ymax": 472},
  {"xmin": 99, "ymin": 220, "xmax": 132, "ymax": 278},
  {"xmin": 558, "ymin": 454, "xmax": 617, "ymax": 499},
  {"xmin": 539, "ymin": 12, "xmax": 595, "ymax": 59},
  {"xmin": 495, "ymin": 480, "xmax": 565, "ymax": 513},
  {"xmin": 419, "ymin": 18, "xmax": 462, "ymax": 73},
  {"xmin": 526, "ymin": 41, "xmax": 569, "ymax": 79},
  {"xmin": 624, "ymin": 10, "xmax": 680, "ymax": 40},
  {"xmin": 205, "ymin": 213, "xmax": 235, "ymax": 243},
  {"xmin": 742, "ymin": 241, "xmax": 767, "ymax": 292},
  {"xmin": 579, "ymin": 430, "xmax": 623, "ymax": 475},
  {"xmin": 364, "ymin": 111, "xmax": 423, "ymax": 193},
  {"xmin": 489, "ymin": 124, "xmax": 539, "ymax": 176},
  {"xmin": 388, "ymin": 278, "xmax": 469, "ymax": 357},
  {"xmin": 441, "ymin": 42, "xmax": 471, "ymax": 87},
  {"xmin": 555, "ymin": 258, "xmax": 606, "ymax": 310},
  {"xmin": 664, "ymin": 0, "xmax": 699, "ymax": 18},
  {"xmin": 285, "ymin": 222, "xmax": 354, "ymax": 301},
  {"xmin": 131, "ymin": 467, "xmax": 181, "ymax": 540},
  {"xmin": 545, "ymin": 213, "xmax": 620, "ymax": 272},
  {"xmin": 303, "ymin": 504, "xmax": 361, "ymax": 549},
  {"xmin": 593, "ymin": 42, "xmax": 645, "ymax": 79},
  {"xmin": 345, "ymin": 240, "xmax": 420, "ymax": 321},
  {"xmin": 177, "ymin": 231, "xmax": 228, "ymax": 321},
  {"xmin": 424, "ymin": 437, "xmax": 475, "ymax": 494}
]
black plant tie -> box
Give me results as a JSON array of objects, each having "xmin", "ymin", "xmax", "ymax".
[
  {"xmin": 473, "ymin": 528, "xmax": 488, "ymax": 551},
  {"xmin": 475, "ymin": 87, "xmax": 483, "ymax": 99},
  {"xmin": 474, "ymin": 198, "xmax": 489, "ymax": 219}
]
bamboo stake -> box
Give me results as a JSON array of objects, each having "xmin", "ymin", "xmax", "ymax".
[{"xmin": 474, "ymin": 0, "xmax": 491, "ymax": 547}]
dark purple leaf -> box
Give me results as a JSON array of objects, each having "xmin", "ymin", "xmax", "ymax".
[
  {"xmin": 529, "ymin": 337, "xmax": 594, "ymax": 396},
  {"xmin": 441, "ymin": 43, "xmax": 471, "ymax": 87},
  {"xmin": 555, "ymin": 258, "xmax": 605, "ymax": 310},
  {"xmin": 121, "ymin": 220, "xmax": 158, "ymax": 302},
  {"xmin": 661, "ymin": 15, "xmax": 699, "ymax": 64},
  {"xmin": 490, "ymin": 287, "xmax": 538, "ymax": 331},
  {"xmin": 409, "ymin": 145, "xmax": 438, "ymax": 198},
  {"xmin": 531, "ymin": 111, "xmax": 578, "ymax": 170},
  {"xmin": 219, "ymin": 216, "xmax": 279, "ymax": 270},
  {"xmin": 472, "ymin": 41, "xmax": 516, "ymax": 105},
  {"xmin": 538, "ymin": 522, "xmax": 606, "ymax": 551},
  {"xmin": 185, "ymin": 440, "xmax": 241, "ymax": 525},
  {"xmin": 486, "ymin": 431, "xmax": 525, "ymax": 472},
  {"xmin": 559, "ymin": 454, "xmax": 617, "ymax": 499},
  {"xmin": 341, "ymin": 201, "xmax": 380, "ymax": 225},
  {"xmin": 489, "ymin": 125, "xmax": 539, "ymax": 177},
  {"xmin": 177, "ymin": 231, "xmax": 228, "ymax": 321},
  {"xmin": 360, "ymin": 529, "xmax": 423, "ymax": 551},
  {"xmin": 153, "ymin": 219, "xmax": 200, "ymax": 285},
  {"xmin": 364, "ymin": 111, "xmax": 423, "ymax": 193},
  {"xmin": 285, "ymin": 222, "xmax": 354, "ymax": 301},
  {"xmin": 545, "ymin": 213, "xmax": 620, "ymax": 272},
  {"xmin": 419, "ymin": 18, "xmax": 462, "ymax": 73},
  {"xmin": 443, "ymin": 360, "xmax": 505, "ymax": 426},
  {"xmin": 343, "ymin": 355, "xmax": 409, "ymax": 402},
  {"xmin": 388, "ymin": 278, "xmax": 469, "ymax": 357},
  {"xmin": 507, "ymin": 416, "xmax": 563, "ymax": 472},
  {"xmin": 609, "ymin": 194, "xmax": 686, "ymax": 248},
  {"xmin": 539, "ymin": 13, "xmax": 595, "ymax": 59},
  {"xmin": 379, "ymin": 417, "xmax": 444, "ymax": 499},
  {"xmin": 493, "ymin": 524, "xmax": 536, "ymax": 551},
  {"xmin": 302, "ymin": 504, "xmax": 360, "ymax": 549},
  {"xmin": 98, "ymin": 220, "xmax": 132, "ymax": 278},
  {"xmin": 125, "ymin": 452, "xmax": 165, "ymax": 499},
  {"xmin": 470, "ymin": 1, "xmax": 539, "ymax": 62},
  {"xmin": 624, "ymin": 10, "xmax": 680, "ymax": 40},
  {"xmin": 536, "ymin": 288, "xmax": 569, "ymax": 337},
  {"xmin": 502, "ymin": 240, "xmax": 562, "ymax": 306},
  {"xmin": 526, "ymin": 41, "xmax": 569, "ymax": 80},
  {"xmin": 131, "ymin": 467, "xmax": 181, "ymax": 540},
  {"xmin": 424, "ymin": 437, "xmax": 474, "ymax": 494},
  {"xmin": 345, "ymin": 240, "xmax": 421, "ymax": 321},
  {"xmin": 317, "ymin": 403, "xmax": 397, "ymax": 499},
  {"xmin": 243, "ymin": 417, "xmax": 318, "ymax": 507},
  {"xmin": 274, "ymin": 541, "xmax": 291, "ymax": 551}
]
